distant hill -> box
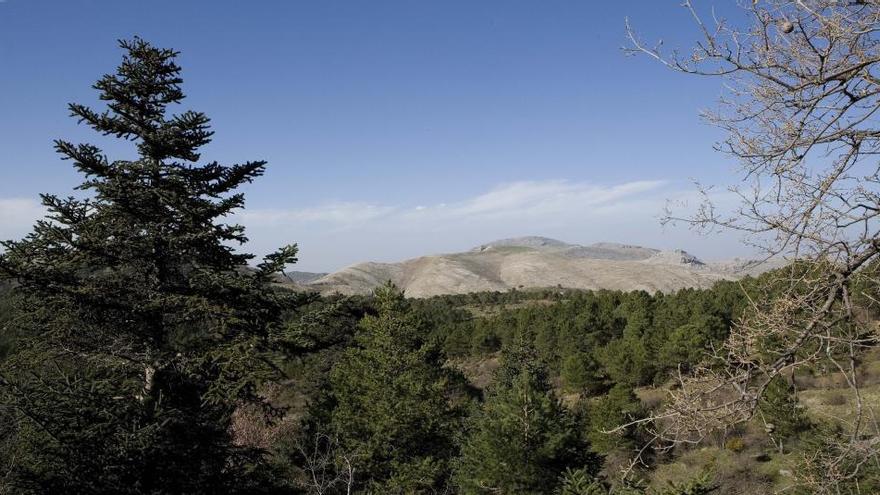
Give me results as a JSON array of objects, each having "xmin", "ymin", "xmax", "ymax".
[
  {"xmin": 299, "ymin": 236, "xmax": 783, "ymax": 297},
  {"xmin": 281, "ymin": 271, "xmax": 329, "ymax": 284}
]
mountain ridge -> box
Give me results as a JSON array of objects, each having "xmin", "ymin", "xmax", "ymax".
[{"xmin": 299, "ymin": 236, "xmax": 782, "ymax": 297}]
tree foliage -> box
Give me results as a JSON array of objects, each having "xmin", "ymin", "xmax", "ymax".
[
  {"xmin": 0, "ymin": 38, "xmax": 300, "ymax": 494},
  {"xmin": 456, "ymin": 339, "xmax": 595, "ymax": 494},
  {"xmin": 329, "ymin": 282, "xmax": 466, "ymax": 492},
  {"xmin": 758, "ymin": 376, "xmax": 810, "ymax": 453}
]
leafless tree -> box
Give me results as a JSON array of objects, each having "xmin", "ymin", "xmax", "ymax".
[
  {"xmin": 624, "ymin": 1, "xmax": 880, "ymax": 491},
  {"xmin": 295, "ymin": 432, "xmax": 358, "ymax": 495}
]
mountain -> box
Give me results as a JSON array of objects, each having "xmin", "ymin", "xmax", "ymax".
[
  {"xmin": 299, "ymin": 236, "xmax": 782, "ymax": 298},
  {"xmin": 281, "ymin": 270, "xmax": 329, "ymax": 284},
  {"xmin": 472, "ymin": 236, "xmax": 572, "ymax": 251}
]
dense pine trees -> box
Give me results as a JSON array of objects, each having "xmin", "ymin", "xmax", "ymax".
[
  {"xmin": 414, "ymin": 284, "xmax": 749, "ymax": 389},
  {"xmin": 456, "ymin": 339, "xmax": 595, "ymax": 494},
  {"xmin": 0, "ymin": 38, "xmax": 300, "ymax": 493},
  {"xmin": 328, "ymin": 283, "xmax": 467, "ymax": 492}
]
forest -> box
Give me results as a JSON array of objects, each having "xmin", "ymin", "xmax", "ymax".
[{"xmin": 2, "ymin": 206, "xmax": 879, "ymax": 494}]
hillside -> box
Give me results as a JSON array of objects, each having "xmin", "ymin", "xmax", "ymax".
[
  {"xmin": 281, "ymin": 270, "xmax": 328, "ymax": 284},
  {"xmin": 303, "ymin": 236, "xmax": 782, "ymax": 297}
]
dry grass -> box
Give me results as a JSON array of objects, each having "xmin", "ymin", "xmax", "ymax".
[
  {"xmin": 648, "ymin": 446, "xmax": 788, "ymax": 495},
  {"xmin": 448, "ymin": 353, "xmax": 501, "ymax": 390},
  {"xmin": 635, "ymin": 386, "xmax": 669, "ymax": 412},
  {"xmin": 799, "ymin": 385, "xmax": 880, "ymax": 426}
]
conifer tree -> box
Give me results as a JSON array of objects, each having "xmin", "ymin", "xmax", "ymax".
[
  {"xmin": 0, "ymin": 38, "xmax": 300, "ymax": 494},
  {"xmin": 758, "ymin": 376, "xmax": 810, "ymax": 454},
  {"xmin": 557, "ymin": 467, "xmax": 607, "ymax": 495},
  {"xmin": 656, "ymin": 316, "xmax": 727, "ymax": 375},
  {"xmin": 328, "ymin": 282, "xmax": 465, "ymax": 492},
  {"xmin": 456, "ymin": 339, "xmax": 594, "ymax": 494},
  {"xmin": 561, "ymin": 349, "xmax": 605, "ymax": 394},
  {"xmin": 584, "ymin": 384, "xmax": 645, "ymax": 456}
]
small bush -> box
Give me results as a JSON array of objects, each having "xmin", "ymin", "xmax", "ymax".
[
  {"xmin": 724, "ymin": 437, "xmax": 745, "ymax": 453},
  {"xmin": 637, "ymin": 386, "xmax": 667, "ymax": 411},
  {"xmin": 823, "ymin": 391, "xmax": 848, "ymax": 406}
]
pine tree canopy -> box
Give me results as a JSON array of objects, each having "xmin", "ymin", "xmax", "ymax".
[
  {"xmin": 329, "ymin": 282, "xmax": 465, "ymax": 492},
  {"xmin": 0, "ymin": 37, "xmax": 301, "ymax": 494},
  {"xmin": 456, "ymin": 339, "xmax": 594, "ymax": 494}
]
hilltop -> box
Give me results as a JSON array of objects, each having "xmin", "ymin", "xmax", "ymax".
[{"xmin": 299, "ymin": 236, "xmax": 781, "ymax": 297}]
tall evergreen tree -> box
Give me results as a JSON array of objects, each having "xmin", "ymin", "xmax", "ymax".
[
  {"xmin": 328, "ymin": 282, "xmax": 466, "ymax": 492},
  {"xmin": 0, "ymin": 38, "xmax": 300, "ymax": 494},
  {"xmin": 456, "ymin": 339, "xmax": 595, "ymax": 494}
]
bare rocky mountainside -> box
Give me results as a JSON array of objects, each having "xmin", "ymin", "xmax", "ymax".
[
  {"xmin": 280, "ymin": 271, "xmax": 328, "ymax": 284},
  {"xmin": 294, "ymin": 236, "xmax": 782, "ymax": 298}
]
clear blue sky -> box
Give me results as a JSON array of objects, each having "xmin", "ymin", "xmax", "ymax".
[{"xmin": 0, "ymin": 1, "xmax": 753, "ymax": 272}]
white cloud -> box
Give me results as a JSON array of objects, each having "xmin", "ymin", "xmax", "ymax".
[
  {"xmin": 234, "ymin": 179, "xmax": 750, "ymax": 271},
  {"xmin": 239, "ymin": 180, "xmax": 668, "ymax": 228},
  {"xmin": 0, "ymin": 198, "xmax": 45, "ymax": 241},
  {"xmin": 0, "ymin": 180, "xmax": 750, "ymax": 272},
  {"xmin": 239, "ymin": 202, "xmax": 395, "ymax": 226},
  {"xmin": 402, "ymin": 179, "xmax": 667, "ymax": 221}
]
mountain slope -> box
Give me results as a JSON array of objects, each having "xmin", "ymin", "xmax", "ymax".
[
  {"xmin": 303, "ymin": 237, "xmax": 780, "ymax": 298},
  {"xmin": 281, "ymin": 271, "xmax": 328, "ymax": 284}
]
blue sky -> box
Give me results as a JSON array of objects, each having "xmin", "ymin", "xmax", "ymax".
[{"xmin": 0, "ymin": 1, "xmax": 752, "ymax": 272}]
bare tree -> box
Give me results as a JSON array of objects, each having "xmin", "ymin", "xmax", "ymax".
[
  {"xmin": 624, "ymin": 1, "xmax": 880, "ymax": 491},
  {"xmin": 295, "ymin": 432, "xmax": 358, "ymax": 495}
]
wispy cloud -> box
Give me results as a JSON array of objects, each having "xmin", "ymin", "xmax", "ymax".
[
  {"xmin": 239, "ymin": 202, "xmax": 396, "ymax": 225},
  {"xmin": 0, "ymin": 198, "xmax": 45, "ymax": 241},
  {"xmin": 403, "ymin": 180, "xmax": 667, "ymax": 221},
  {"xmin": 0, "ymin": 179, "xmax": 748, "ymax": 271},
  {"xmin": 233, "ymin": 178, "xmax": 746, "ymax": 271},
  {"xmin": 239, "ymin": 180, "xmax": 668, "ymax": 229}
]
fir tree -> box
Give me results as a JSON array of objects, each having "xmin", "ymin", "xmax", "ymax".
[
  {"xmin": 456, "ymin": 339, "xmax": 595, "ymax": 494},
  {"xmin": 560, "ymin": 349, "xmax": 605, "ymax": 394},
  {"xmin": 0, "ymin": 38, "xmax": 300, "ymax": 494},
  {"xmin": 584, "ymin": 384, "xmax": 645, "ymax": 456},
  {"xmin": 557, "ymin": 467, "xmax": 607, "ymax": 495},
  {"xmin": 656, "ymin": 316, "xmax": 727, "ymax": 375},
  {"xmin": 328, "ymin": 282, "xmax": 465, "ymax": 492},
  {"xmin": 758, "ymin": 376, "xmax": 810, "ymax": 453}
]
